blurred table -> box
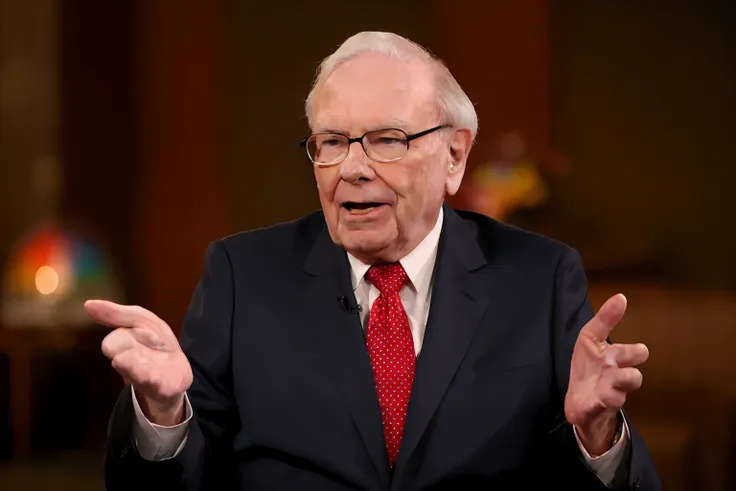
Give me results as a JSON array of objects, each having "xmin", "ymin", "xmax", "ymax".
[{"xmin": 0, "ymin": 327, "xmax": 105, "ymax": 460}]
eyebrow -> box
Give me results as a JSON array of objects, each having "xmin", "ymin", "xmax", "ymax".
[
  {"xmin": 376, "ymin": 118, "xmax": 411, "ymax": 129},
  {"xmin": 313, "ymin": 119, "xmax": 413, "ymax": 135},
  {"xmin": 313, "ymin": 127, "xmax": 348, "ymax": 135}
]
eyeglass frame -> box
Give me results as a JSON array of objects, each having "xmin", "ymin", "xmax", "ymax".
[{"xmin": 299, "ymin": 124, "xmax": 452, "ymax": 165}]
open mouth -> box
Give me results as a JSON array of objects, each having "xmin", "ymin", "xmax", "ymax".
[{"xmin": 342, "ymin": 202, "xmax": 387, "ymax": 215}]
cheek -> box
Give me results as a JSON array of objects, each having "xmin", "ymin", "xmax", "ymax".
[
  {"xmin": 378, "ymin": 163, "xmax": 420, "ymax": 200},
  {"xmin": 314, "ymin": 167, "xmax": 339, "ymax": 202},
  {"xmin": 424, "ymin": 156, "xmax": 451, "ymax": 196},
  {"xmin": 390, "ymin": 157, "xmax": 442, "ymax": 207}
]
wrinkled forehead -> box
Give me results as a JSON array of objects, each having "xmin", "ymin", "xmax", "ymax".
[{"xmin": 311, "ymin": 53, "xmax": 438, "ymax": 135}]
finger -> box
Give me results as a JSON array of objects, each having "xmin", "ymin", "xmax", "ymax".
[
  {"xmin": 101, "ymin": 328, "xmax": 137, "ymax": 360},
  {"xmin": 600, "ymin": 388, "xmax": 627, "ymax": 410},
  {"xmin": 609, "ymin": 343, "xmax": 649, "ymax": 368},
  {"xmin": 130, "ymin": 326, "xmax": 166, "ymax": 349},
  {"xmin": 104, "ymin": 328, "xmax": 169, "ymax": 361},
  {"xmin": 584, "ymin": 294, "xmax": 627, "ymax": 341},
  {"xmin": 85, "ymin": 300, "xmax": 150, "ymax": 328},
  {"xmin": 110, "ymin": 349, "xmax": 139, "ymax": 381},
  {"xmin": 110, "ymin": 349, "xmax": 155, "ymax": 384},
  {"xmin": 128, "ymin": 307, "xmax": 181, "ymax": 347},
  {"xmin": 612, "ymin": 367, "xmax": 643, "ymax": 393},
  {"xmin": 86, "ymin": 300, "xmax": 175, "ymax": 344}
]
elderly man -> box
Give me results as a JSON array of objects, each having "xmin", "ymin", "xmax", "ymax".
[{"xmin": 88, "ymin": 32, "xmax": 659, "ymax": 490}]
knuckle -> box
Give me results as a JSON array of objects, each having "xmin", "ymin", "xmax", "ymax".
[
  {"xmin": 101, "ymin": 338, "xmax": 112, "ymax": 357},
  {"xmin": 112, "ymin": 350, "xmax": 141, "ymax": 376},
  {"xmin": 137, "ymin": 328, "xmax": 164, "ymax": 348},
  {"xmin": 603, "ymin": 391, "xmax": 625, "ymax": 409},
  {"xmin": 145, "ymin": 329, "xmax": 163, "ymax": 345},
  {"xmin": 633, "ymin": 369, "xmax": 643, "ymax": 385},
  {"xmin": 132, "ymin": 305, "xmax": 154, "ymax": 321},
  {"xmin": 101, "ymin": 330, "xmax": 122, "ymax": 357},
  {"xmin": 110, "ymin": 355, "xmax": 130, "ymax": 375}
]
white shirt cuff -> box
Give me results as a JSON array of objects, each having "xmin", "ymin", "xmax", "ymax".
[
  {"xmin": 131, "ymin": 386, "xmax": 192, "ymax": 461},
  {"xmin": 573, "ymin": 412, "xmax": 630, "ymax": 487}
]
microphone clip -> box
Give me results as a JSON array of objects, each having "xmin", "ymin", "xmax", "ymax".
[{"xmin": 338, "ymin": 296, "xmax": 362, "ymax": 313}]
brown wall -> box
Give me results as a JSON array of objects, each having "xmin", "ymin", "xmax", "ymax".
[
  {"xmin": 133, "ymin": 0, "xmax": 231, "ymax": 329},
  {"xmin": 228, "ymin": 1, "xmax": 430, "ymax": 231},
  {"xmin": 61, "ymin": 0, "xmax": 232, "ymax": 330},
  {"xmin": 226, "ymin": 1, "xmax": 736, "ymax": 291},
  {"xmin": 59, "ymin": 1, "xmax": 139, "ymax": 301},
  {"xmin": 550, "ymin": 1, "xmax": 736, "ymax": 289},
  {"xmin": 2, "ymin": 2, "xmax": 732, "ymax": 323},
  {"xmin": 0, "ymin": 0, "xmax": 59, "ymax": 268}
]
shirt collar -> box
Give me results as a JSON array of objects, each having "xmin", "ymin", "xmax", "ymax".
[{"xmin": 347, "ymin": 207, "xmax": 444, "ymax": 296}]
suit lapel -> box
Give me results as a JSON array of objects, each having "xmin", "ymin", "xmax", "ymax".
[
  {"xmin": 393, "ymin": 206, "xmax": 493, "ymax": 476},
  {"xmin": 298, "ymin": 208, "xmax": 496, "ymax": 486},
  {"xmin": 301, "ymin": 224, "xmax": 391, "ymax": 487}
]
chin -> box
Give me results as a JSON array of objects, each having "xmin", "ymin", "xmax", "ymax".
[
  {"xmin": 339, "ymin": 230, "xmax": 397, "ymax": 261},
  {"xmin": 343, "ymin": 231, "xmax": 392, "ymax": 251}
]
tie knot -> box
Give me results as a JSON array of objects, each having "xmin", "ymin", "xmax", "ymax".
[{"xmin": 366, "ymin": 262, "xmax": 408, "ymax": 296}]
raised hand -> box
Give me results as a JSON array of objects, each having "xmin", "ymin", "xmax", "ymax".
[
  {"xmin": 85, "ymin": 299, "xmax": 193, "ymax": 426},
  {"xmin": 564, "ymin": 294, "xmax": 649, "ymax": 455}
]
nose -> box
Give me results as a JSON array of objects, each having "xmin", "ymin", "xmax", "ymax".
[{"xmin": 339, "ymin": 141, "xmax": 376, "ymax": 183}]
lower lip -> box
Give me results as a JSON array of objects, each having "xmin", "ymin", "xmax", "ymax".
[{"xmin": 341, "ymin": 204, "xmax": 389, "ymax": 219}]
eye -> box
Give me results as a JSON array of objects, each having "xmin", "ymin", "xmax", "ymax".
[
  {"xmin": 376, "ymin": 137, "xmax": 404, "ymax": 145},
  {"xmin": 321, "ymin": 138, "xmax": 343, "ymax": 147}
]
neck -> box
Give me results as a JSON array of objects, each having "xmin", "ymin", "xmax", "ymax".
[
  {"xmin": 349, "ymin": 246, "xmax": 413, "ymax": 265},
  {"xmin": 347, "ymin": 208, "xmax": 442, "ymax": 265}
]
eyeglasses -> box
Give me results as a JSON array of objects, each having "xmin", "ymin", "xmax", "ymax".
[{"xmin": 300, "ymin": 124, "xmax": 451, "ymax": 166}]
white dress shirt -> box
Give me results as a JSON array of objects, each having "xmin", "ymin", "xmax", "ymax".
[{"xmin": 132, "ymin": 207, "xmax": 629, "ymax": 486}]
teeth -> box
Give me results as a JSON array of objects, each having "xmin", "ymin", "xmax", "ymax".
[{"xmin": 350, "ymin": 206, "xmax": 376, "ymax": 215}]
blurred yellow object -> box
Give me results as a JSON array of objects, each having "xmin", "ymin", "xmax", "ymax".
[{"xmin": 470, "ymin": 160, "xmax": 548, "ymax": 221}]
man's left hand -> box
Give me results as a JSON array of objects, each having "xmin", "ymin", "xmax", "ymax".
[{"xmin": 565, "ymin": 294, "xmax": 649, "ymax": 456}]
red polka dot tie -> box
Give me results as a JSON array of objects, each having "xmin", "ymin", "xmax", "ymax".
[{"xmin": 366, "ymin": 263, "xmax": 416, "ymax": 467}]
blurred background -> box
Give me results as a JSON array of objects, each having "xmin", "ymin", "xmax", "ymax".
[{"xmin": 0, "ymin": 1, "xmax": 734, "ymax": 489}]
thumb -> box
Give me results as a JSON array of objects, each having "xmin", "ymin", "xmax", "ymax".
[{"xmin": 584, "ymin": 293, "xmax": 627, "ymax": 341}]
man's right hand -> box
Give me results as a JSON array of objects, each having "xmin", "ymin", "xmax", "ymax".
[{"xmin": 85, "ymin": 299, "xmax": 193, "ymax": 427}]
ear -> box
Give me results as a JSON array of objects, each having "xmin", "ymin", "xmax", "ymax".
[{"xmin": 445, "ymin": 128, "xmax": 473, "ymax": 196}]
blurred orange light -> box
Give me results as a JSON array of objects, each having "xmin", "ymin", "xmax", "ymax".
[{"xmin": 34, "ymin": 265, "xmax": 59, "ymax": 295}]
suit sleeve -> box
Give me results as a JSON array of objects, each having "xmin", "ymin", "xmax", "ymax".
[
  {"xmin": 104, "ymin": 240, "xmax": 240, "ymax": 490},
  {"xmin": 547, "ymin": 247, "xmax": 661, "ymax": 491}
]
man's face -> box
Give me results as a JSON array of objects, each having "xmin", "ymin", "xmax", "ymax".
[{"xmin": 310, "ymin": 54, "xmax": 470, "ymax": 263}]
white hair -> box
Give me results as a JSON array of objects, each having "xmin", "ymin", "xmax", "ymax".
[{"xmin": 305, "ymin": 31, "xmax": 478, "ymax": 139}]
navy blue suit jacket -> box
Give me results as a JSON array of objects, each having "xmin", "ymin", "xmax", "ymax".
[{"xmin": 105, "ymin": 206, "xmax": 660, "ymax": 490}]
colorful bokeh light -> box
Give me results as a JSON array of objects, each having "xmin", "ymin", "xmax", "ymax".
[{"xmin": 2, "ymin": 223, "xmax": 123, "ymax": 327}]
